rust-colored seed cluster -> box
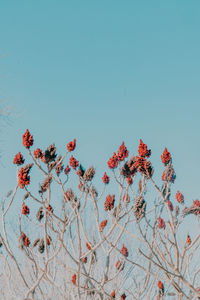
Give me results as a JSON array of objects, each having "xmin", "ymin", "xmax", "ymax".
[
  {"xmin": 37, "ymin": 207, "xmax": 44, "ymax": 221},
  {"xmin": 121, "ymin": 244, "xmax": 128, "ymax": 257},
  {"xmin": 22, "ymin": 129, "xmax": 33, "ymax": 149},
  {"xmin": 18, "ymin": 164, "xmax": 33, "ymax": 189},
  {"xmin": 133, "ymin": 196, "xmax": 146, "ymax": 222},
  {"xmin": 99, "ymin": 220, "xmax": 108, "ymax": 232},
  {"xmin": 104, "ymin": 194, "xmax": 115, "ymax": 211},
  {"xmin": 13, "ymin": 152, "xmax": 24, "ymax": 165},
  {"xmin": 67, "ymin": 139, "xmax": 76, "ymax": 152},
  {"xmin": 162, "ymin": 163, "xmax": 176, "ymax": 183},
  {"xmin": 40, "ymin": 176, "xmax": 52, "ymax": 193},
  {"xmin": 20, "ymin": 232, "xmax": 30, "ymax": 248},
  {"xmin": 102, "ymin": 172, "xmax": 110, "ymax": 184},
  {"xmin": 42, "ymin": 144, "xmax": 57, "ymax": 164},
  {"xmin": 21, "ymin": 203, "xmax": 30, "ymax": 215},
  {"xmin": 69, "ymin": 155, "xmax": 79, "ymax": 170},
  {"xmin": 83, "ymin": 166, "xmax": 95, "ymax": 181},
  {"xmin": 33, "ymin": 148, "xmax": 42, "ymax": 159}
]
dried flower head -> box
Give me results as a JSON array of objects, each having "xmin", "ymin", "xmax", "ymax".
[
  {"xmin": 102, "ymin": 172, "xmax": 110, "ymax": 184},
  {"xmin": 72, "ymin": 273, "xmax": 76, "ymax": 285},
  {"xmin": 64, "ymin": 165, "xmax": 71, "ymax": 175},
  {"xmin": 36, "ymin": 207, "xmax": 44, "ymax": 221},
  {"xmin": 67, "ymin": 139, "xmax": 76, "ymax": 152},
  {"xmin": 18, "ymin": 164, "xmax": 33, "ymax": 189},
  {"xmin": 121, "ymin": 244, "xmax": 128, "ymax": 257},
  {"xmin": 99, "ymin": 219, "xmax": 108, "ymax": 232},
  {"xmin": 83, "ymin": 166, "xmax": 95, "ymax": 181},
  {"xmin": 120, "ymin": 293, "xmax": 127, "ymax": 300},
  {"xmin": 117, "ymin": 141, "xmax": 129, "ymax": 161},
  {"xmin": 39, "ymin": 176, "xmax": 52, "ymax": 193},
  {"xmin": 186, "ymin": 235, "xmax": 191, "ymax": 246},
  {"xmin": 33, "ymin": 148, "xmax": 42, "ymax": 159},
  {"xmin": 157, "ymin": 281, "xmax": 164, "ymax": 296},
  {"xmin": 21, "ymin": 203, "xmax": 30, "ymax": 215},
  {"xmin": 13, "ymin": 152, "xmax": 24, "ymax": 165},
  {"xmin": 22, "ymin": 129, "xmax": 33, "ymax": 149},
  {"xmin": 38, "ymin": 239, "xmax": 45, "ymax": 253},
  {"xmin": 104, "ymin": 194, "xmax": 115, "ymax": 211},
  {"xmin": 161, "ymin": 148, "xmax": 171, "ymax": 165},
  {"xmin": 138, "ymin": 139, "xmax": 151, "ymax": 158},
  {"xmin": 116, "ymin": 259, "xmax": 125, "ymax": 271},
  {"xmin": 162, "ymin": 163, "xmax": 176, "ymax": 183},
  {"xmin": 133, "ymin": 196, "xmax": 146, "ymax": 222},
  {"xmin": 158, "ymin": 217, "xmax": 165, "ymax": 229},
  {"xmin": 176, "ymin": 191, "xmax": 184, "ymax": 204},
  {"xmin": 107, "ymin": 152, "xmax": 118, "ymax": 169},
  {"xmin": 69, "ymin": 155, "xmax": 79, "ymax": 170}
]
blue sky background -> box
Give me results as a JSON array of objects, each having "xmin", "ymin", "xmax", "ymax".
[{"xmin": 0, "ymin": 1, "xmax": 200, "ymax": 209}]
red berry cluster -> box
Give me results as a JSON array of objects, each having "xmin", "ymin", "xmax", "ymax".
[
  {"xmin": 161, "ymin": 148, "xmax": 171, "ymax": 165},
  {"xmin": 158, "ymin": 217, "xmax": 165, "ymax": 229},
  {"xmin": 67, "ymin": 139, "xmax": 76, "ymax": 152},
  {"xmin": 102, "ymin": 172, "xmax": 110, "ymax": 184},
  {"xmin": 22, "ymin": 129, "xmax": 33, "ymax": 149},
  {"xmin": 138, "ymin": 139, "xmax": 151, "ymax": 158},
  {"xmin": 33, "ymin": 148, "xmax": 42, "ymax": 159},
  {"xmin": 21, "ymin": 232, "xmax": 30, "ymax": 247},
  {"xmin": 13, "ymin": 152, "xmax": 24, "ymax": 165},
  {"xmin": 117, "ymin": 141, "xmax": 129, "ymax": 161},
  {"xmin": 99, "ymin": 220, "xmax": 107, "ymax": 232},
  {"xmin": 104, "ymin": 194, "xmax": 115, "ymax": 211},
  {"xmin": 121, "ymin": 244, "xmax": 128, "ymax": 257},
  {"xmin": 176, "ymin": 191, "xmax": 184, "ymax": 204},
  {"xmin": 21, "ymin": 203, "xmax": 30, "ymax": 215},
  {"xmin": 18, "ymin": 166, "xmax": 31, "ymax": 189},
  {"xmin": 107, "ymin": 152, "xmax": 118, "ymax": 169},
  {"xmin": 69, "ymin": 155, "xmax": 79, "ymax": 170}
]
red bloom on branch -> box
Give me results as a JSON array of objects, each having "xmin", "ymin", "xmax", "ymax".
[
  {"xmin": 72, "ymin": 274, "xmax": 76, "ymax": 285},
  {"xmin": 167, "ymin": 200, "xmax": 174, "ymax": 211},
  {"xmin": 67, "ymin": 139, "xmax": 76, "ymax": 152},
  {"xmin": 117, "ymin": 141, "xmax": 129, "ymax": 161},
  {"xmin": 158, "ymin": 217, "xmax": 165, "ymax": 229},
  {"xmin": 33, "ymin": 148, "xmax": 42, "ymax": 159},
  {"xmin": 120, "ymin": 294, "xmax": 126, "ymax": 300},
  {"xmin": 157, "ymin": 281, "xmax": 164, "ymax": 295},
  {"xmin": 21, "ymin": 232, "xmax": 30, "ymax": 247},
  {"xmin": 22, "ymin": 129, "xmax": 33, "ymax": 149},
  {"xmin": 102, "ymin": 172, "xmax": 110, "ymax": 184},
  {"xmin": 109, "ymin": 290, "xmax": 115, "ymax": 299},
  {"xmin": 64, "ymin": 165, "xmax": 71, "ymax": 175},
  {"xmin": 193, "ymin": 200, "xmax": 200, "ymax": 215},
  {"xmin": 107, "ymin": 152, "xmax": 118, "ymax": 169},
  {"xmin": 127, "ymin": 177, "xmax": 133, "ymax": 185},
  {"xmin": 86, "ymin": 242, "xmax": 92, "ymax": 250},
  {"xmin": 121, "ymin": 244, "xmax": 128, "ymax": 257},
  {"xmin": 138, "ymin": 139, "xmax": 151, "ymax": 158},
  {"xmin": 99, "ymin": 220, "xmax": 108, "ymax": 232},
  {"xmin": 186, "ymin": 235, "xmax": 191, "ymax": 246},
  {"xmin": 21, "ymin": 203, "xmax": 30, "ymax": 215},
  {"xmin": 69, "ymin": 155, "xmax": 79, "ymax": 170},
  {"xmin": 161, "ymin": 148, "xmax": 171, "ymax": 165},
  {"xmin": 104, "ymin": 194, "xmax": 115, "ymax": 211},
  {"xmin": 13, "ymin": 152, "xmax": 24, "ymax": 165},
  {"xmin": 18, "ymin": 165, "xmax": 32, "ymax": 189},
  {"xmin": 176, "ymin": 191, "xmax": 184, "ymax": 204}
]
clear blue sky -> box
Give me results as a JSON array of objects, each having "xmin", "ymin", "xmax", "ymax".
[{"xmin": 0, "ymin": 1, "xmax": 200, "ymax": 205}]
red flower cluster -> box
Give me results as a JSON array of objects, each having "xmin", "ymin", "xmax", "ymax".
[
  {"xmin": 186, "ymin": 235, "xmax": 191, "ymax": 246},
  {"xmin": 64, "ymin": 165, "xmax": 71, "ymax": 175},
  {"xmin": 46, "ymin": 235, "xmax": 52, "ymax": 245},
  {"xmin": 176, "ymin": 191, "xmax": 184, "ymax": 204},
  {"xmin": 69, "ymin": 155, "xmax": 79, "ymax": 170},
  {"xmin": 13, "ymin": 152, "xmax": 24, "ymax": 165},
  {"xmin": 21, "ymin": 232, "xmax": 30, "ymax": 247},
  {"xmin": 18, "ymin": 165, "xmax": 32, "ymax": 189},
  {"xmin": 102, "ymin": 172, "xmax": 110, "ymax": 184},
  {"xmin": 161, "ymin": 148, "xmax": 171, "ymax": 165},
  {"xmin": 86, "ymin": 242, "xmax": 92, "ymax": 250},
  {"xmin": 107, "ymin": 152, "xmax": 118, "ymax": 169},
  {"xmin": 99, "ymin": 219, "xmax": 107, "ymax": 232},
  {"xmin": 138, "ymin": 139, "xmax": 151, "ymax": 158},
  {"xmin": 121, "ymin": 244, "xmax": 128, "ymax": 257},
  {"xmin": 167, "ymin": 200, "xmax": 173, "ymax": 211},
  {"xmin": 67, "ymin": 139, "xmax": 76, "ymax": 152},
  {"xmin": 133, "ymin": 156, "xmax": 153, "ymax": 177},
  {"xmin": 109, "ymin": 290, "xmax": 115, "ymax": 299},
  {"xmin": 193, "ymin": 200, "xmax": 200, "ymax": 215},
  {"xmin": 116, "ymin": 259, "xmax": 124, "ymax": 271},
  {"xmin": 72, "ymin": 274, "xmax": 76, "ymax": 285},
  {"xmin": 117, "ymin": 142, "xmax": 129, "ymax": 161},
  {"xmin": 127, "ymin": 177, "xmax": 133, "ymax": 185},
  {"xmin": 33, "ymin": 148, "xmax": 42, "ymax": 159},
  {"xmin": 22, "ymin": 129, "xmax": 33, "ymax": 149},
  {"xmin": 104, "ymin": 194, "xmax": 115, "ymax": 211},
  {"xmin": 158, "ymin": 217, "xmax": 165, "ymax": 229},
  {"xmin": 121, "ymin": 294, "xmax": 126, "ymax": 300},
  {"xmin": 122, "ymin": 193, "xmax": 130, "ymax": 204},
  {"xmin": 21, "ymin": 203, "xmax": 29, "ymax": 215},
  {"xmin": 47, "ymin": 204, "xmax": 53, "ymax": 214},
  {"xmin": 157, "ymin": 281, "xmax": 164, "ymax": 295}
]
